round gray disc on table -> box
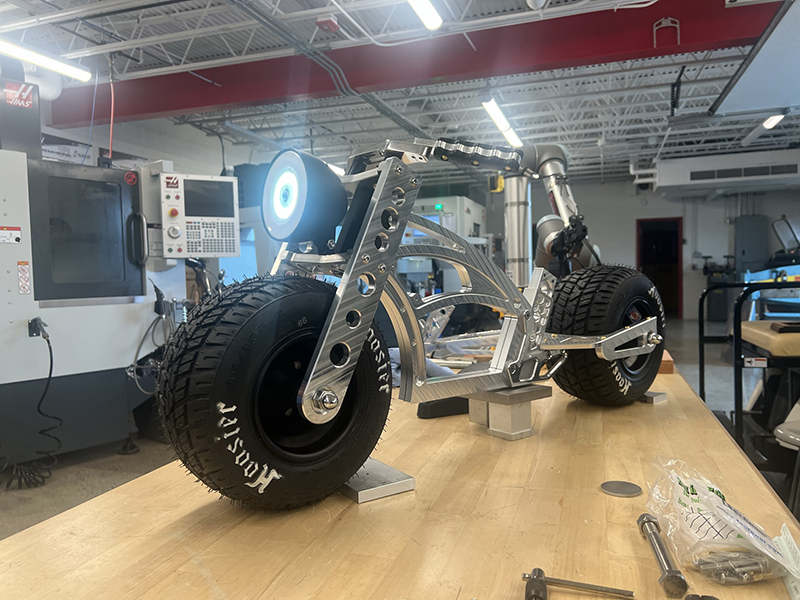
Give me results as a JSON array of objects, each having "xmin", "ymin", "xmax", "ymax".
[{"xmin": 600, "ymin": 480, "xmax": 642, "ymax": 498}]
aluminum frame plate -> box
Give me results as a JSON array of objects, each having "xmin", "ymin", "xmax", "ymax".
[{"xmin": 340, "ymin": 457, "xmax": 415, "ymax": 504}]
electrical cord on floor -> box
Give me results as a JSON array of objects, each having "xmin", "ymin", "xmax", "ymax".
[{"xmin": 5, "ymin": 327, "xmax": 62, "ymax": 490}]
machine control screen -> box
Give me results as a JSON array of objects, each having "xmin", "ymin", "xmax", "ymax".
[
  {"xmin": 158, "ymin": 173, "xmax": 240, "ymax": 258},
  {"xmin": 184, "ymin": 180, "xmax": 236, "ymax": 218}
]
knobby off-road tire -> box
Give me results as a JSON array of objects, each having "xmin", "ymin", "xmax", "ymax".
[
  {"xmin": 157, "ymin": 276, "xmax": 392, "ymax": 509},
  {"xmin": 547, "ymin": 265, "xmax": 665, "ymax": 406}
]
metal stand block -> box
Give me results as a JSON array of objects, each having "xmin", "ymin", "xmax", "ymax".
[
  {"xmin": 488, "ymin": 402, "xmax": 534, "ymax": 441},
  {"xmin": 639, "ymin": 391, "xmax": 667, "ymax": 404},
  {"xmin": 469, "ymin": 399, "xmax": 488, "ymax": 426},
  {"xmin": 340, "ymin": 457, "xmax": 415, "ymax": 504},
  {"xmin": 467, "ymin": 385, "xmax": 551, "ymax": 441}
]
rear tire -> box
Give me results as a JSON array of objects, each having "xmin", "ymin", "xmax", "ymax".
[
  {"xmin": 157, "ymin": 276, "xmax": 392, "ymax": 509},
  {"xmin": 547, "ymin": 265, "xmax": 665, "ymax": 406}
]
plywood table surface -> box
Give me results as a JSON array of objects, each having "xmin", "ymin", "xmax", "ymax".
[{"xmin": 1, "ymin": 371, "xmax": 798, "ymax": 600}]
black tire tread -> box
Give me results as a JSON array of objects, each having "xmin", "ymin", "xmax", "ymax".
[
  {"xmin": 156, "ymin": 276, "xmax": 380, "ymax": 509},
  {"xmin": 548, "ymin": 265, "xmax": 660, "ymax": 406}
]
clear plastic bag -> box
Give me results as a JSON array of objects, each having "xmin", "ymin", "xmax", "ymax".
[{"xmin": 645, "ymin": 457, "xmax": 799, "ymax": 585}]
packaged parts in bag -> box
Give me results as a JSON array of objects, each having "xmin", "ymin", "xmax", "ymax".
[{"xmin": 645, "ymin": 457, "xmax": 800, "ymax": 585}]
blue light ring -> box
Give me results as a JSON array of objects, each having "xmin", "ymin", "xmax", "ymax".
[{"xmin": 262, "ymin": 150, "xmax": 308, "ymax": 241}]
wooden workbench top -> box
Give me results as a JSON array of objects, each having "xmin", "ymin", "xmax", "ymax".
[{"xmin": 1, "ymin": 372, "xmax": 798, "ymax": 599}]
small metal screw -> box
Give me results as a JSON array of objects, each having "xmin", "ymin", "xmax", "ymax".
[
  {"xmin": 294, "ymin": 361, "xmax": 302, "ymax": 370},
  {"xmin": 509, "ymin": 364, "xmax": 517, "ymax": 374},
  {"xmin": 410, "ymin": 177, "xmax": 419, "ymax": 187},
  {"xmin": 327, "ymin": 239, "xmax": 336, "ymax": 250},
  {"xmin": 394, "ymin": 166, "xmax": 404, "ymax": 175},
  {"xmin": 411, "ymin": 340, "xmax": 417, "ymax": 347},
  {"xmin": 523, "ymin": 310, "xmax": 531, "ymax": 319},
  {"xmin": 378, "ymin": 264, "xmax": 386, "ymax": 273},
  {"xmin": 361, "ymin": 253, "xmax": 370, "ymax": 264}
]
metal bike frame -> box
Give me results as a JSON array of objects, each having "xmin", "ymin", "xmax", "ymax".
[{"xmin": 273, "ymin": 151, "xmax": 661, "ymax": 425}]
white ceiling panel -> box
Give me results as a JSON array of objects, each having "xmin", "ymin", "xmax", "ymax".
[{"xmin": 715, "ymin": 0, "xmax": 800, "ymax": 114}]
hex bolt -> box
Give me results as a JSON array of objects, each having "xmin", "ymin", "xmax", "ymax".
[
  {"xmin": 327, "ymin": 239, "xmax": 336, "ymax": 250},
  {"xmin": 637, "ymin": 513, "xmax": 688, "ymax": 597},
  {"xmin": 316, "ymin": 390, "xmax": 339, "ymax": 411},
  {"xmin": 648, "ymin": 332, "xmax": 664, "ymax": 345}
]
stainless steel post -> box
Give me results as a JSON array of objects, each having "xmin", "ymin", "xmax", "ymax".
[{"xmin": 504, "ymin": 175, "xmax": 531, "ymax": 287}]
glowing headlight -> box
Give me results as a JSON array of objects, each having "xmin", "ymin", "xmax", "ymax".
[
  {"xmin": 271, "ymin": 168, "xmax": 299, "ymax": 222},
  {"xmin": 261, "ymin": 150, "xmax": 347, "ymax": 245}
]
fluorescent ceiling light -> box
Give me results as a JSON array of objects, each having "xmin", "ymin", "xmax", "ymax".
[
  {"xmin": 763, "ymin": 114, "xmax": 785, "ymax": 130},
  {"xmin": 482, "ymin": 98, "xmax": 523, "ymax": 148},
  {"xmin": 0, "ymin": 37, "xmax": 91, "ymax": 82},
  {"xmin": 407, "ymin": 0, "xmax": 443, "ymax": 30},
  {"xmin": 502, "ymin": 128, "xmax": 523, "ymax": 148},
  {"xmin": 327, "ymin": 163, "xmax": 345, "ymax": 176}
]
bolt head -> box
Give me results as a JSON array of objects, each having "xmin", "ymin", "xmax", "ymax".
[
  {"xmin": 318, "ymin": 390, "xmax": 339, "ymax": 410},
  {"xmin": 658, "ymin": 571, "xmax": 688, "ymax": 597},
  {"xmin": 410, "ymin": 177, "xmax": 419, "ymax": 187},
  {"xmin": 637, "ymin": 513, "xmax": 660, "ymax": 535},
  {"xmin": 378, "ymin": 264, "xmax": 387, "ymax": 273},
  {"xmin": 327, "ymin": 239, "xmax": 336, "ymax": 250},
  {"xmin": 361, "ymin": 254, "xmax": 371, "ymax": 264},
  {"xmin": 395, "ymin": 166, "xmax": 404, "ymax": 175},
  {"xmin": 648, "ymin": 332, "xmax": 664, "ymax": 345}
]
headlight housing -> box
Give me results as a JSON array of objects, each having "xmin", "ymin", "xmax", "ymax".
[{"xmin": 261, "ymin": 150, "xmax": 347, "ymax": 246}]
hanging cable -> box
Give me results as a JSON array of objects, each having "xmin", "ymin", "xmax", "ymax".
[
  {"xmin": 80, "ymin": 60, "xmax": 100, "ymax": 165},
  {"xmin": 131, "ymin": 314, "xmax": 175, "ymax": 396},
  {"xmin": 215, "ymin": 131, "xmax": 228, "ymax": 175},
  {"xmin": 5, "ymin": 323, "xmax": 61, "ymax": 490}
]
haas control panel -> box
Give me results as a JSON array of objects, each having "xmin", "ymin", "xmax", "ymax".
[{"xmin": 159, "ymin": 173, "xmax": 240, "ymax": 257}]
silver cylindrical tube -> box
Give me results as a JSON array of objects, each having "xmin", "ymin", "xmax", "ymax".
[{"xmin": 504, "ymin": 176, "xmax": 531, "ymax": 287}]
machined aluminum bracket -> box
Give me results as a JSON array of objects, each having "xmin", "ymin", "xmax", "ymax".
[
  {"xmin": 295, "ymin": 158, "xmax": 418, "ymax": 425},
  {"xmin": 540, "ymin": 317, "xmax": 661, "ymax": 361}
]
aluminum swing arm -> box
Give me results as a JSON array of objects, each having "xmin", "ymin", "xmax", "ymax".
[{"xmin": 273, "ymin": 157, "xmax": 660, "ymax": 426}]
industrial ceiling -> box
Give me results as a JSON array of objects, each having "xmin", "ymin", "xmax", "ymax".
[{"xmin": 1, "ymin": 0, "xmax": 797, "ymax": 182}]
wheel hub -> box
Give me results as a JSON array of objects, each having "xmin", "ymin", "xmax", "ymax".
[{"xmin": 252, "ymin": 335, "xmax": 358, "ymax": 461}]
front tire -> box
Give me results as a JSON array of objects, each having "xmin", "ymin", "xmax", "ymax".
[
  {"xmin": 547, "ymin": 265, "xmax": 665, "ymax": 406},
  {"xmin": 157, "ymin": 276, "xmax": 392, "ymax": 509}
]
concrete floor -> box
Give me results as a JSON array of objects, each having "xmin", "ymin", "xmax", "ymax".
[
  {"xmin": 0, "ymin": 319, "xmax": 756, "ymax": 542},
  {"xmin": 664, "ymin": 318, "xmax": 760, "ymax": 415},
  {"xmin": 0, "ymin": 438, "xmax": 174, "ymax": 541}
]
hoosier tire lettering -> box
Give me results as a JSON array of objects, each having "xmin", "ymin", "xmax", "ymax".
[{"xmin": 216, "ymin": 402, "xmax": 283, "ymax": 492}]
